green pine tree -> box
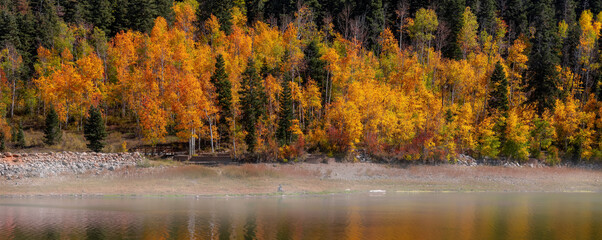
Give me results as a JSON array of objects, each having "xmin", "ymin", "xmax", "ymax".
[
  {"xmin": 44, "ymin": 108, "xmax": 61, "ymax": 145},
  {"xmin": 86, "ymin": 0, "xmax": 115, "ymax": 33},
  {"xmin": 476, "ymin": 0, "xmax": 497, "ymax": 34},
  {"xmin": 527, "ymin": 0, "xmax": 560, "ymax": 113},
  {"xmin": 504, "ymin": 0, "xmax": 530, "ymax": 40},
  {"xmin": 33, "ymin": 0, "xmax": 61, "ymax": 49},
  {"xmin": 245, "ymin": 0, "xmax": 264, "ymax": 25},
  {"xmin": 197, "ymin": 0, "xmax": 234, "ymax": 33},
  {"xmin": 84, "ymin": 107, "xmax": 107, "ymax": 152},
  {"xmin": 128, "ymin": 0, "xmax": 157, "ymax": 33},
  {"xmin": 10, "ymin": 125, "xmax": 16, "ymax": 143},
  {"xmin": 211, "ymin": 54, "xmax": 233, "ymax": 143},
  {"xmin": 17, "ymin": 11, "xmax": 38, "ymax": 72},
  {"xmin": 239, "ymin": 58, "xmax": 266, "ymax": 153},
  {"xmin": 0, "ymin": 9, "xmax": 22, "ymax": 48},
  {"xmin": 0, "ymin": 132, "xmax": 5, "ymax": 151},
  {"xmin": 277, "ymin": 76, "xmax": 293, "ymax": 145},
  {"xmin": 16, "ymin": 123, "xmax": 25, "ymax": 149},
  {"xmin": 438, "ymin": 0, "xmax": 465, "ymax": 59},
  {"xmin": 63, "ymin": 0, "xmax": 87, "ymax": 24},
  {"xmin": 303, "ymin": 40, "xmax": 327, "ymax": 103},
  {"xmin": 110, "ymin": 0, "xmax": 131, "ymax": 35},
  {"xmin": 264, "ymin": 0, "xmax": 295, "ymax": 20},
  {"xmin": 488, "ymin": 61, "xmax": 510, "ymax": 114},
  {"xmin": 367, "ymin": 0, "xmax": 385, "ymax": 49},
  {"xmin": 155, "ymin": 0, "xmax": 175, "ymax": 24}
]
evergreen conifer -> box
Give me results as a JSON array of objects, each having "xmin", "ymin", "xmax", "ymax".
[
  {"xmin": 16, "ymin": 123, "xmax": 25, "ymax": 149},
  {"xmin": 84, "ymin": 107, "xmax": 107, "ymax": 152},
  {"xmin": 44, "ymin": 108, "xmax": 61, "ymax": 145},
  {"xmin": 277, "ymin": 76, "xmax": 293, "ymax": 145},
  {"xmin": 488, "ymin": 61, "xmax": 510, "ymax": 114},
  {"xmin": 527, "ymin": 0, "xmax": 560, "ymax": 113},
  {"xmin": 239, "ymin": 58, "xmax": 266, "ymax": 153},
  {"xmin": 211, "ymin": 55, "xmax": 233, "ymax": 143}
]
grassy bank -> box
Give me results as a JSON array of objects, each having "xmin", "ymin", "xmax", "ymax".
[{"xmin": 1, "ymin": 161, "xmax": 600, "ymax": 197}]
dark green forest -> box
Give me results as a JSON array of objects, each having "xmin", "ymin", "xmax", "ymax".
[{"xmin": 4, "ymin": 0, "xmax": 602, "ymax": 79}]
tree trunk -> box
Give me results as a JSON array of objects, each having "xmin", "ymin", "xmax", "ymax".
[
  {"xmin": 205, "ymin": 110, "xmax": 215, "ymax": 153},
  {"xmin": 189, "ymin": 128, "xmax": 195, "ymax": 157},
  {"xmin": 233, "ymin": 118, "xmax": 237, "ymax": 159},
  {"xmin": 11, "ymin": 78, "xmax": 15, "ymax": 118}
]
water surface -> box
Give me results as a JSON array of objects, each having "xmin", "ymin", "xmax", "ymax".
[{"xmin": 0, "ymin": 193, "xmax": 600, "ymax": 239}]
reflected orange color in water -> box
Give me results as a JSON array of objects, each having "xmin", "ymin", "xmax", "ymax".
[{"xmin": 0, "ymin": 193, "xmax": 600, "ymax": 239}]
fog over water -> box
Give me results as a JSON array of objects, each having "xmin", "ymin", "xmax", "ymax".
[{"xmin": 0, "ymin": 193, "xmax": 600, "ymax": 239}]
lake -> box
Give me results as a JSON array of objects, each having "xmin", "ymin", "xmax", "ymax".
[{"xmin": 0, "ymin": 193, "xmax": 600, "ymax": 239}]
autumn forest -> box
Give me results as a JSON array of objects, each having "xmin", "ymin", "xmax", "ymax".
[{"xmin": 2, "ymin": 0, "xmax": 602, "ymax": 164}]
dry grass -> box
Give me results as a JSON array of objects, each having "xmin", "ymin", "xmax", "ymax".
[
  {"xmin": 155, "ymin": 165, "xmax": 218, "ymax": 179},
  {"xmin": 19, "ymin": 130, "xmax": 87, "ymax": 152},
  {"xmin": 222, "ymin": 164, "xmax": 281, "ymax": 179},
  {"xmin": 25, "ymin": 129, "xmax": 45, "ymax": 147},
  {"xmin": 276, "ymin": 165, "xmax": 321, "ymax": 178},
  {"xmin": 51, "ymin": 131, "xmax": 88, "ymax": 151},
  {"xmin": 14, "ymin": 130, "xmax": 148, "ymax": 153}
]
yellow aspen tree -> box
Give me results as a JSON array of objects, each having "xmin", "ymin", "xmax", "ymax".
[
  {"xmin": 502, "ymin": 108, "xmax": 532, "ymax": 162},
  {"xmin": 0, "ymin": 45, "xmax": 22, "ymax": 118},
  {"xmin": 253, "ymin": 21, "xmax": 285, "ymax": 70},
  {"xmin": 407, "ymin": 8, "xmax": 438, "ymax": 63},
  {"xmin": 458, "ymin": 7, "xmax": 479, "ymax": 59},
  {"xmin": 173, "ymin": 0, "xmax": 199, "ymax": 35},
  {"xmin": 577, "ymin": 10, "xmax": 602, "ymax": 99},
  {"xmin": 109, "ymin": 30, "xmax": 144, "ymax": 116},
  {"xmin": 321, "ymin": 46, "xmax": 340, "ymax": 104},
  {"xmin": 476, "ymin": 116, "xmax": 501, "ymax": 158},
  {"xmin": 507, "ymin": 38, "xmax": 528, "ymax": 105},
  {"xmin": 0, "ymin": 60, "xmax": 12, "ymax": 144},
  {"xmin": 35, "ymin": 43, "xmax": 105, "ymax": 127},
  {"xmin": 553, "ymin": 97, "xmax": 596, "ymax": 160}
]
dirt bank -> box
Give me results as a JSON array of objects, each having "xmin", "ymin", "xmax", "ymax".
[{"xmin": 1, "ymin": 161, "xmax": 600, "ymax": 197}]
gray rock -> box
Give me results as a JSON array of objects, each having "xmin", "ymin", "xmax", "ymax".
[{"xmin": 1, "ymin": 152, "xmax": 143, "ymax": 178}]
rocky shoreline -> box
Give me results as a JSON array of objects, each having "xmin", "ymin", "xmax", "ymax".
[
  {"xmin": 1, "ymin": 151, "xmax": 600, "ymax": 181},
  {"xmin": 0, "ymin": 152, "xmax": 144, "ymax": 180}
]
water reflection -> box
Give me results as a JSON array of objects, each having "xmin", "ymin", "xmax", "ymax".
[{"xmin": 0, "ymin": 193, "xmax": 600, "ymax": 239}]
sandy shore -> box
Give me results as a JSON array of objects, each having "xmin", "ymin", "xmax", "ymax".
[{"xmin": 1, "ymin": 162, "xmax": 601, "ymax": 197}]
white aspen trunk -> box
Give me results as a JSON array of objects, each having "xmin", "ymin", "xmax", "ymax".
[
  {"xmin": 399, "ymin": 19, "xmax": 403, "ymax": 49},
  {"xmin": 327, "ymin": 71, "xmax": 331, "ymax": 104},
  {"xmin": 205, "ymin": 110, "xmax": 215, "ymax": 153},
  {"xmin": 209, "ymin": 120, "xmax": 214, "ymax": 153},
  {"xmin": 11, "ymin": 77, "xmax": 15, "ymax": 118},
  {"xmin": 233, "ymin": 118, "xmax": 237, "ymax": 159},
  {"xmin": 193, "ymin": 128, "xmax": 195, "ymax": 156},
  {"xmin": 65, "ymin": 107, "xmax": 70, "ymax": 128},
  {"xmin": 189, "ymin": 128, "xmax": 195, "ymax": 157},
  {"xmin": 291, "ymin": 70, "xmax": 295, "ymax": 117},
  {"xmin": 122, "ymin": 101, "xmax": 127, "ymax": 117}
]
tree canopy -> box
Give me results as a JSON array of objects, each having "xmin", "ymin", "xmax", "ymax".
[{"xmin": 0, "ymin": 0, "xmax": 602, "ymax": 163}]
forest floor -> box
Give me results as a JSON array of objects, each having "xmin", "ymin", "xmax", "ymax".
[{"xmin": 1, "ymin": 161, "xmax": 601, "ymax": 197}]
